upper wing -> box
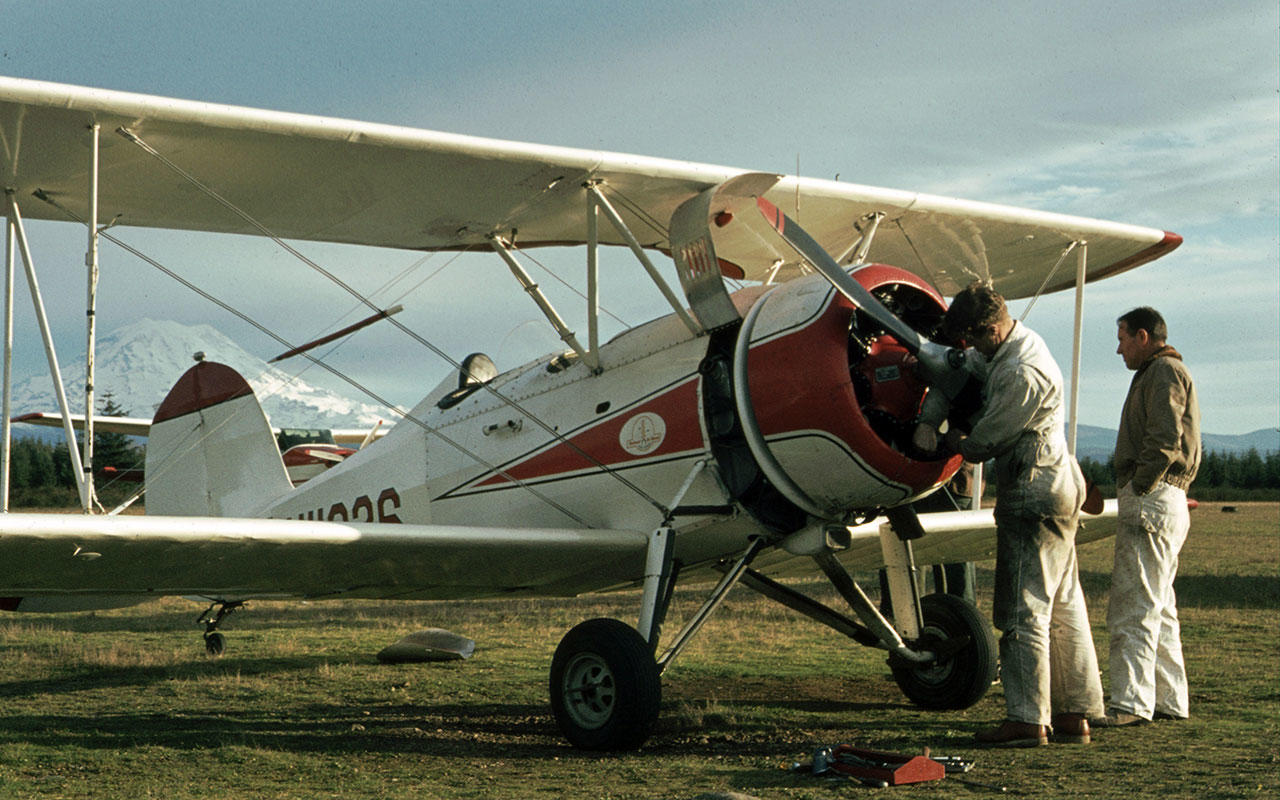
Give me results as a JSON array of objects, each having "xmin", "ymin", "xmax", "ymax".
[
  {"xmin": 0, "ymin": 513, "xmax": 648, "ymax": 602},
  {"xmin": 0, "ymin": 76, "xmax": 1177, "ymax": 298}
]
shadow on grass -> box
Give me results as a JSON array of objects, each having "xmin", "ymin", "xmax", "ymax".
[
  {"xmin": 0, "ymin": 666, "xmax": 986, "ymax": 762},
  {"xmin": 1174, "ymin": 574, "xmax": 1279, "ymax": 609},
  {"xmin": 1078, "ymin": 570, "xmax": 1278, "ymax": 609},
  {"xmin": 0, "ymin": 654, "xmax": 360, "ymax": 699},
  {"xmin": 0, "ymin": 603, "xmax": 459, "ymax": 635},
  {"xmin": 0, "ymin": 695, "xmax": 965, "ymax": 761},
  {"xmin": 0, "ymin": 702, "xmax": 563, "ymax": 759}
]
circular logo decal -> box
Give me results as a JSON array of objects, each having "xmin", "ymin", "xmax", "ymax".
[{"xmin": 619, "ymin": 412, "xmax": 666, "ymax": 456}]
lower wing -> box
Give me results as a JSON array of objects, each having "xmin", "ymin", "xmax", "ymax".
[
  {"xmin": 0, "ymin": 513, "xmax": 649, "ymax": 605},
  {"xmin": 753, "ymin": 500, "xmax": 1118, "ymax": 578},
  {"xmin": 0, "ymin": 502, "xmax": 1116, "ymax": 608}
]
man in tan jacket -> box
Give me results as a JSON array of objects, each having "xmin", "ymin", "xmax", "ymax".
[{"xmin": 1101, "ymin": 307, "xmax": 1201, "ymax": 727}]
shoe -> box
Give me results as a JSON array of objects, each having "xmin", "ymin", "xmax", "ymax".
[
  {"xmin": 974, "ymin": 720, "xmax": 1048, "ymax": 748},
  {"xmin": 1153, "ymin": 711, "xmax": 1188, "ymax": 721},
  {"xmin": 1050, "ymin": 713, "xmax": 1091, "ymax": 744},
  {"xmin": 1090, "ymin": 708, "xmax": 1150, "ymax": 727}
]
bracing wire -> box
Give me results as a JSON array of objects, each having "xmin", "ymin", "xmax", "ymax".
[
  {"xmin": 91, "ymin": 130, "xmax": 674, "ymax": 515},
  {"xmin": 1019, "ymin": 241, "xmax": 1079, "ymax": 322},
  {"xmin": 32, "ymin": 191, "xmax": 593, "ymax": 526},
  {"xmin": 115, "ymin": 127, "xmax": 669, "ymax": 515}
]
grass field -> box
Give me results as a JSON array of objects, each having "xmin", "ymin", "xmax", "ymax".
[{"xmin": 0, "ymin": 503, "xmax": 1275, "ymax": 799}]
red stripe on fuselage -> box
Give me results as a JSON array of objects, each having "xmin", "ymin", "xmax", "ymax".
[{"xmin": 473, "ymin": 378, "xmax": 704, "ymax": 487}]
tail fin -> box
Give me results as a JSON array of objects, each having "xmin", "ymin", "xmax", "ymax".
[{"xmin": 145, "ymin": 361, "xmax": 292, "ymax": 517}]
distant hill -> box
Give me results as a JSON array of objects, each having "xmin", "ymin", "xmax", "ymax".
[
  {"xmin": 11, "ymin": 319, "xmax": 387, "ymax": 436},
  {"xmin": 1073, "ymin": 423, "xmax": 1279, "ymax": 463}
]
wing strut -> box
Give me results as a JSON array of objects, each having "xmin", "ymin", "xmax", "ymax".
[
  {"xmin": 489, "ymin": 235, "xmax": 598, "ymax": 372},
  {"xmin": 1, "ymin": 211, "xmax": 12, "ymax": 511},
  {"xmin": 586, "ymin": 183, "xmax": 702, "ymax": 337},
  {"xmin": 2, "ymin": 193, "xmax": 91, "ymax": 510},
  {"xmin": 1016, "ymin": 239, "xmax": 1087, "ymax": 455},
  {"xmin": 1067, "ymin": 243, "xmax": 1087, "ymax": 455},
  {"xmin": 834, "ymin": 211, "xmax": 886, "ymax": 265},
  {"xmin": 83, "ymin": 123, "xmax": 101, "ymax": 514}
]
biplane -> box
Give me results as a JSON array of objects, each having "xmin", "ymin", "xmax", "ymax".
[{"xmin": 0, "ymin": 76, "xmax": 1178, "ymax": 750}]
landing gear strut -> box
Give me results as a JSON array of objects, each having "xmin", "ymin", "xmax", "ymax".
[{"xmin": 196, "ymin": 600, "xmax": 244, "ymax": 656}]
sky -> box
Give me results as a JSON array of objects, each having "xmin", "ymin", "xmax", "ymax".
[{"xmin": 0, "ymin": 0, "xmax": 1276, "ymax": 435}]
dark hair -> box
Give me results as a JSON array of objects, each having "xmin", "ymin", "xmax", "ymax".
[
  {"xmin": 1117, "ymin": 306, "xmax": 1167, "ymax": 342},
  {"xmin": 944, "ymin": 281, "xmax": 1008, "ymax": 339}
]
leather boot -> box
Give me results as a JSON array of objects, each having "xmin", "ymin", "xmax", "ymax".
[
  {"xmin": 974, "ymin": 720, "xmax": 1047, "ymax": 748},
  {"xmin": 1051, "ymin": 713, "xmax": 1091, "ymax": 744},
  {"xmin": 1091, "ymin": 708, "xmax": 1150, "ymax": 728}
]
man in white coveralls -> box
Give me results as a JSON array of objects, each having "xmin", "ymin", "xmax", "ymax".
[{"xmin": 941, "ymin": 283, "xmax": 1104, "ymax": 747}]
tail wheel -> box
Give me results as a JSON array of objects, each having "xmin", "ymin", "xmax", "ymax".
[
  {"xmin": 204, "ymin": 631, "xmax": 226, "ymax": 657},
  {"xmin": 549, "ymin": 618, "xmax": 661, "ymax": 750},
  {"xmin": 891, "ymin": 592, "xmax": 997, "ymax": 710}
]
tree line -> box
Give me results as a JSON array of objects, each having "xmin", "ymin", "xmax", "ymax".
[
  {"xmin": 1079, "ymin": 448, "xmax": 1280, "ymax": 499},
  {"xmin": 5, "ymin": 396, "xmax": 144, "ymax": 507}
]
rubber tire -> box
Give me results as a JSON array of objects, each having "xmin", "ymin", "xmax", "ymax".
[
  {"xmin": 891, "ymin": 592, "xmax": 997, "ymax": 710},
  {"xmin": 549, "ymin": 618, "xmax": 661, "ymax": 751}
]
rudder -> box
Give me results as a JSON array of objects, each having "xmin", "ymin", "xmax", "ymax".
[{"xmin": 145, "ymin": 361, "xmax": 292, "ymax": 516}]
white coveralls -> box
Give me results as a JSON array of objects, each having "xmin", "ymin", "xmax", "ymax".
[{"xmin": 957, "ymin": 322, "xmax": 1105, "ymax": 726}]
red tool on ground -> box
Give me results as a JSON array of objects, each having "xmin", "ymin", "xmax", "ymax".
[{"xmin": 818, "ymin": 745, "xmax": 946, "ymax": 786}]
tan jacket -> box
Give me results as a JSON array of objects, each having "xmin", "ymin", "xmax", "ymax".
[{"xmin": 1114, "ymin": 346, "xmax": 1201, "ymax": 494}]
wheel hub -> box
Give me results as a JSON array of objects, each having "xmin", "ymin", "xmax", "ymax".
[{"xmin": 561, "ymin": 652, "xmax": 617, "ymax": 729}]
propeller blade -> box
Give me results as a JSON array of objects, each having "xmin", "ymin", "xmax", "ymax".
[
  {"xmin": 754, "ymin": 196, "xmax": 963, "ymax": 380},
  {"xmin": 755, "ymin": 198, "xmax": 925, "ymax": 348}
]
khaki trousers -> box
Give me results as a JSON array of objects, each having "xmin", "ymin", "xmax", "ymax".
[{"xmin": 1108, "ymin": 481, "xmax": 1190, "ymax": 719}]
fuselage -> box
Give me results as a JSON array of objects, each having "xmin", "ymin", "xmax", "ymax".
[{"xmin": 266, "ymin": 265, "xmax": 962, "ymax": 574}]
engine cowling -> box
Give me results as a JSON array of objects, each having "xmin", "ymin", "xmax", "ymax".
[{"xmin": 733, "ymin": 264, "xmax": 962, "ymax": 517}]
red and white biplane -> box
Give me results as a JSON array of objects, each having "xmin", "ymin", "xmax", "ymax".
[{"xmin": 0, "ymin": 77, "xmax": 1178, "ymax": 750}]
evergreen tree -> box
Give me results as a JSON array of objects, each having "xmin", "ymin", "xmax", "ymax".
[
  {"xmin": 1239, "ymin": 448, "xmax": 1266, "ymax": 489},
  {"xmin": 92, "ymin": 393, "xmax": 142, "ymax": 471},
  {"xmin": 28, "ymin": 439, "xmax": 56, "ymax": 488}
]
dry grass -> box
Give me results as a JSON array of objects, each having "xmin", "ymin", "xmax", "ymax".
[{"xmin": 0, "ymin": 503, "xmax": 1275, "ymax": 799}]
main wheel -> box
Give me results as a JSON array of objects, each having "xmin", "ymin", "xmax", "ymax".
[
  {"xmin": 891, "ymin": 592, "xmax": 997, "ymax": 710},
  {"xmin": 549, "ymin": 618, "xmax": 661, "ymax": 750}
]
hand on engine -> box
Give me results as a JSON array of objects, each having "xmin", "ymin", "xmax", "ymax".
[{"xmin": 912, "ymin": 422, "xmax": 938, "ymax": 453}]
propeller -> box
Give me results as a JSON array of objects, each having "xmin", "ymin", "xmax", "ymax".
[{"xmin": 755, "ymin": 196, "xmax": 965, "ymax": 384}]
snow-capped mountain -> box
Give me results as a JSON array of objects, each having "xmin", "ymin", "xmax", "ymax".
[{"xmin": 11, "ymin": 319, "xmax": 388, "ymax": 430}]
